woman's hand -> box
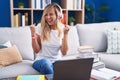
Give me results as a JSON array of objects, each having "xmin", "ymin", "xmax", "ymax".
[
  {"xmin": 64, "ymin": 25, "xmax": 70, "ymax": 35},
  {"xmin": 30, "ymin": 24, "xmax": 36, "ymax": 36}
]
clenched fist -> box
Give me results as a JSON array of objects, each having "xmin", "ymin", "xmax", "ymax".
[
  {"xmin": 64, "ymin": 25, "xmax": 70, "ymax": 35},
  {"xmin": 30, "ymin": 24, "xmax": 36, "ymax": 36}
]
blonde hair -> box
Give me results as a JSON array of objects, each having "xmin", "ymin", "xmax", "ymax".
[{"xmin": 40, "ymin": 3, "xmax": 63, "ymax": 42}]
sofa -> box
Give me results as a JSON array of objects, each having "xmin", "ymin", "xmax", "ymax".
[
  {"xmin": 75, "ymin": 22, "xmax": 120, "ymax": 72},
  {"xmin": 0, "ymin": 22, "xmax": 120, "ymax": 79}
]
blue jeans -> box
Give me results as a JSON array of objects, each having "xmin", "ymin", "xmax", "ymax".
[{"xmin": 32, "ymin": 58, "xmax": 54, "ymax": 74}]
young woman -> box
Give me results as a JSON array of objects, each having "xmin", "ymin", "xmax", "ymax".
[{"xmin": 30, "ymin": 3, "xmax": 70, "ymax": 74}]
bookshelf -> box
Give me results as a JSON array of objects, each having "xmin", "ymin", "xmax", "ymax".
[{"xmin": 10, "ymin": 0, "xmax": 84, "ymax": 27}]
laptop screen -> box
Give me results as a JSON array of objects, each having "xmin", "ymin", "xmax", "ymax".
[{"xmin": 53, "ymin": 58, "xmax": 93, "ymax": 80}]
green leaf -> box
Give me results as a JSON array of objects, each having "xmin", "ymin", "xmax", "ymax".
[{"xmin": 97, "ymin": 4, "xmax": 109, "ymax": 12}]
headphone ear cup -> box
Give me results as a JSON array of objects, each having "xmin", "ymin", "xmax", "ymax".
[
  {"xmin": 60, "ymin": 13, "xmax": 63, "ymax": 19},
  {"xmin": 58, "ymin": 12, "xmax": 63, "ymax": 20},
  {"xmin": 55, "ymin": 3, "xmax": 63, "ymax": 20}
]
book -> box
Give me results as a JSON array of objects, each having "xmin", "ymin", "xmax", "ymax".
[
  {"xmin": 13, "ymin": 15, "xmax": 16, "ymax": 27},
  {"xmin": 73, "ymin": 0, "xmax": 77, "ymax": 9},
  {"xmin": 36, "ymin": 0, "xmax": 41, "ymax": 9},
  {"xmin": 77, "ymin": 0, "xmax": 81, "ymax": 9},
  {"xmin": 78, "ymin": 45, "xmax": 93, "ymax": 50},
  {"xmin": 67, "ymin": 0, "xmax": 73, "ymax": 9},
  {"xmin": 92, "ymin": 61, "xmax": 105, "ymax": 69},
  {"xmin": 78, "ymin": 52, "xmax": 98, "ymax": 58},
  {"xmin": 91, "ymin": 69, "xmax": 115, "ymax": 80},
  {"xmin": 22, "ymin": 15, "xmax": 25, "ymax": 26},
  {"xmin": 61, "ymin": 13, "xmax": 67, "ymax": 25},
  {"xmin": 78, "ymin": 45, "xmax": 94, "ymax": 53},
  {"xmin": 24, "ymin": 12, "xmax": 28, "ymax": 25},
  {"xmin": 32, "ymin": 0, "xmax": 35, "ymax": 9},
  {"xmin": 99, "ymin": 68, "xmax": 120, "ymax": 77},
  {"xmin": 15, "ymin": 14, "xmax": 19, "ymax": 27},
  {"xmin": 42, "ymin": 0, "xmax": 51, "ymax": 9},
  {"xmin": 18, "ymin": 12, "xmax": 22, "ymax": 26},
  {"xmin": 91, "ymin": 68, "xmax": 120, "ymax": 80},
  {"xmin": 93, "ymin": 57, "xmax": 100, "ymax": 63},
  {"xmin": 17, "ymin": 75, "xmax": 45, "ymax": 80}
]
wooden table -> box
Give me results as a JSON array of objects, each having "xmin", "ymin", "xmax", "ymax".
[{"xmin": 4, "ymin": 76, "xmax": 120, "ymax": 80}]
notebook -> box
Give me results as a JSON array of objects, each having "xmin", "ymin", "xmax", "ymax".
[{"xmin": 53, "ymin": 58, "xmax": 93, "ymax": 80}]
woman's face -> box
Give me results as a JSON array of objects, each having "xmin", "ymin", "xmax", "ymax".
[{"xmin": 45, "ymin": 7, "xmax": 57, "ymax": 26}]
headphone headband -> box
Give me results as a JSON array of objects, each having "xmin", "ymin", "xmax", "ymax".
[{"xmin": 53, "ymin": 3, "xmax": 63, "ymax": 20}]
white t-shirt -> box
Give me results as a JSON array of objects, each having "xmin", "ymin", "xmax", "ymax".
[{"xmin": 35, "ymin": 23, "xmax": 64, "ymax": 63}]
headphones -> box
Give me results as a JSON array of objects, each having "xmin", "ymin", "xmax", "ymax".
[{"xmin": 53, "ymin": 3, "xmax": 63, "ymax": 20}]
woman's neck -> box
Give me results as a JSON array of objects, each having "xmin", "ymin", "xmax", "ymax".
[{"xmin": 50, "ymin": 25, "xmax": 57, "ymax": 30}]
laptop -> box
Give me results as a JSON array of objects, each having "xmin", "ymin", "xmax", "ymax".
[{"xmin": 53, "ymin": 58, "xmax": 94, "ymax": 80}]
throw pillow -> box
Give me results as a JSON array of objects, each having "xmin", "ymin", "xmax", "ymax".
[
  {"xmin": 107, "ymin": 29, "xmax": 120, "ymax": 53},
  {"xmin": 76, "ymin": 24, "xmax": 107, "ymax": 52},
  {"xmin": 0, "ymin": 45, "xmax": 22, "ymax": 67}
]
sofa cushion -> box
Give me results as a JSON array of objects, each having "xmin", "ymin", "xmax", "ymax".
[
  {"xmin": 107, "ymin": 29, "xmax": 120, "ymax": 53},
  {"xmin": 99, "ymin": 53, "xmax": 120, "ymax": 71},
  {"xmin": 0, "ymin": 45, "xmax": 22, "ymax": 67},
  {"xmin": 67, "ymin": 26, "xmax": 79, "ymax": 55},
  {"xmin": 0, "ymin": 60, "xmax": 39, "ymax": 79},
  {"xmin": 0, "ymin": 27, "xmax": 34, "ymax": 60},
  {"xmin": 76, "ymin": 22, "xmax": 120, "ymax": 52}
]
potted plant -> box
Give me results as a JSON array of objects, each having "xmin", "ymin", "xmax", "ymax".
[
  {"xmin": 68, "ymin": 17, "xmax": 75, "ymax": 26},
  {"xmin": 18, "ymin": 2, "xmax": 24, "ymax": 8}
]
